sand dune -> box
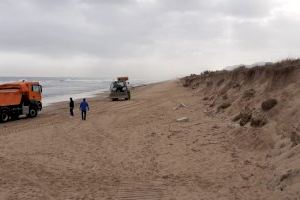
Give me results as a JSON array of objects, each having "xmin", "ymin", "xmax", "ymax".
[
  {"xmin": 183, "ymin": 59, "xmax": 300, "ymax": 199},
  {"xmin": 0, "ymin": 60, "xmax": 300, "ymax": 199}
]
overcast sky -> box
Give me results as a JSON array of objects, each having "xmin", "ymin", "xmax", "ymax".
[{"xmin": 0, "ymin": 0, "xmax": 299, "ymax": 79}]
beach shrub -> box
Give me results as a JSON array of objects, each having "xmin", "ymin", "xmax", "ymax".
[
  {"xmin": 291, "ymin": 132, "xmax": 300, "ymax": 147},
  {"xmin": 239, "ymin": 113, "xmax": 252, "ymax": 126},
  {"xmin": 261, "ymin": 99, "xmax": 278, "ymax": 111},
  {"xmin": 250, "ymin": 110, "xmax": 268, "ymax": 127},
  {"xmin": 243, "ymin": 89, "xmax": 256, "ymax": 99},
  {"xmin": 217, "ymin": 102, "xmax": 231, "ymax": 112}
]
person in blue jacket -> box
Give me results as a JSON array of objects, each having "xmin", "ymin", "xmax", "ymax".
[{"xmin": 79, "ymin": 98, "xmax": 89, "ymax": 120}]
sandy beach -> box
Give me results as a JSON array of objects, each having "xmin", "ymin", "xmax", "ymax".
[
  {"xmin": 1, "ymin": 0, "xmax": 300, "ymax": 199},
  {"xmin": 1, "ymin": 63, "xmax": 300, "ymax": 200}
]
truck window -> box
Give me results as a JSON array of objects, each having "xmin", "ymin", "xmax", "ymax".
[{"xmin": 32, "ymin": 85, "xmax": 42, "ymax": 93}]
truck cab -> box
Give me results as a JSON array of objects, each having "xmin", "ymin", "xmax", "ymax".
[
  {"xmin": 30, "ymin": 84, "xmax": 43, "ymax": 103},
  {"xmin": 23, "ymin": 82, "xmax": 43, "ymax": 111}
]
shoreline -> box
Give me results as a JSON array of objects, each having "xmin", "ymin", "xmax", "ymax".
[
  {"xmin": 0, "ymin": 76, "xmax": 160, "ymax": 108},
  {"xmin": 42, "ymin": 82, "xmax": 153, "ymax": 108},
  {"xmin": 42, "ymin": 89, "xmax": 108, "ymax": 107},
  {"xmin": 41, "ymin": 91, "xmax": 109, "ymax": 112},
  {"xmin": 41, "ymin": 82, "xmax": 154, "ymax": 112}
]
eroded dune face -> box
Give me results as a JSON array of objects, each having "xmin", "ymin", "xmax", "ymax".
[{"xmin": 183, "ymin": 59, "xmax": 300, "ymax": 198}]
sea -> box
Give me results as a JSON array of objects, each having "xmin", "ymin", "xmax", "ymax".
[{"xmin": 0, "ymin": 77, "xmax": 151, "ymax": 106}]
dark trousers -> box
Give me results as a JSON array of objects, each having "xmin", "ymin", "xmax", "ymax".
[
  {"xmin": 81, "ymin": 111, "xmax": 87, "ymax": 120},
  {"xmin": 70, "ymin": 108, "xmax": 74, "ymax": 116}
]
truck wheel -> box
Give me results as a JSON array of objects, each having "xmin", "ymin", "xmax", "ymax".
[
  {"xmin": 11, "ymin": 114, "xmax": 19, "ymax": 120},
  {"xmin": 28, "ymin": 107, "xmax": 38, "ymax": 118},
  {"xmin": 0, "ymin": 112, "xmax": 9, "ymax": 122}
]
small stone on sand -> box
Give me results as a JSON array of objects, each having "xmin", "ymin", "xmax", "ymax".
[{"xmin": 176, "ymin": 117, "xmax": 189, "ymax": 122}]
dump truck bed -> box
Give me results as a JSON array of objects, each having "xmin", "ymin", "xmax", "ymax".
[{"xmin": 0, "ymin": 89, "xmax": 22, "ymax": 107}]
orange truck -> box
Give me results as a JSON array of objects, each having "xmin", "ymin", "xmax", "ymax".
[{"xmin": 0, "ymin": 81, "xmax": 42, "ymax": 122}]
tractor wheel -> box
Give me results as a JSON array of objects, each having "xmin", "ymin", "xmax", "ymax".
[
  {"xmin": 0, "ymin": 111, "xmax": 9, "ymax": 123},
  {"xmin": 28, "ymin": 107, "xmax": 38, "ymax": 118}
]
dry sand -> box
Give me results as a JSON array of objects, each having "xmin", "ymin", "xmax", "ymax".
[{"xmin": 0, "ymin": 61, "xmax": 300, "ymax": 199}]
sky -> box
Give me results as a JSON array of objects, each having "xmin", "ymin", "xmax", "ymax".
[{"xmin": 0, "ymin": 0, "xmax": 300, "ymax": 80}]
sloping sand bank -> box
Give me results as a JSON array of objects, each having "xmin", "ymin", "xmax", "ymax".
[
  {"xmin": 182, "ymin": 59, "xmax": 300, "ymax": 200},
  {"xmin": 1, "ymin": 62, "xmax": 299, "ymax": 199}
]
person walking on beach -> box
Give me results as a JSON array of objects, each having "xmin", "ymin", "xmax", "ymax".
[
  {"xmin": 69, "ymin": 98, "xmax": 74, "ymax": 116},
  {"xmin": 80, "ymin": 98, "xmax": 89, "ymax": 120}
]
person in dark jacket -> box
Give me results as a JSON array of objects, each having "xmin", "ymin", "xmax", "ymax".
[
  {"xmin": 79, "ymin": 98, "xmax": 89, "ymax": 120},
  {"xmin": 69, "ymin": 97, "xmax": 74, "ymax": 116}
]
